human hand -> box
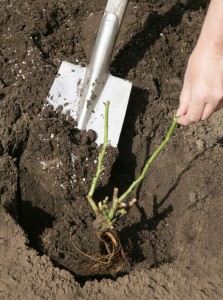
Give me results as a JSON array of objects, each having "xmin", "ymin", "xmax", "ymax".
[{"xmin": 177, "ymin": 42, "xmax": 223, "ymax": 126}]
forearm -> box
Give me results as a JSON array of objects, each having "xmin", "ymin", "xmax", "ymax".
[
  {"xmin": 177, "ymin": 0, "xmax": 223, "ymax": 125},
  {"xmin": 198, "ymin": 0, "xmax": 223, "ymax": 47}
]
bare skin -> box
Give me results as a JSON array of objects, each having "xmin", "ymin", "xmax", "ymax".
[{"xmin": 177, "ymin": 0, "xmax": 223, "ymax": 125}]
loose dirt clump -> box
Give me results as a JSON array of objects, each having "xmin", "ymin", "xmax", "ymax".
[{"xmin": 1, "ymin": 0, "xmax": 223, "ymax": 299}]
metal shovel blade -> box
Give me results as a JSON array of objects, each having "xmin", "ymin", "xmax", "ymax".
[
  {"xmin": 46, "ymin": 1, "xmax": 131, "ymax": 147},
  {"xmin": 47, "ymin": 61, "xmax": 132, "ymax": 147}
]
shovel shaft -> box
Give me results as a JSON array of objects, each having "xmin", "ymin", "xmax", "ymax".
[
  {"xmin": 77, "ymin": 0, "xmax": 129, "ymax": 130},
  {"xmin": 89, "ymin": 13, "xmax": 119, "ymax": 77},
  {"xmin": 88, "ymin": 0, "xmax": 129, "ymax": 77},
  {"xmin": 78, "ymin": 13, "xmax": 119, "ymax": 130},
  {"xmin": 105, "ymin": 0, "xmax": 129, "ymax": 30}
]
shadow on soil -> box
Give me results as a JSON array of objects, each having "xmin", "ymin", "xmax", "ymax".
[
  {"xmin": 111, "ymin": 0, "xmax": 208, "ymax": 77},
  {"xmin": 20, "ymin": 201, "xmax": 55, "ymax": 248}
]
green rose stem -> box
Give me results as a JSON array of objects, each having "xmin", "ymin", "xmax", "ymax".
[
  {"xmin": 87, "ymin": 100, "xmax": 178, "ymax": 228},
  {"xmin": 87, "ymin": 101, "xmax": 110, "ymax": 216},
  {"xmin": 108, "ymin": 115, "xmax": 178, "ymax": 221}
]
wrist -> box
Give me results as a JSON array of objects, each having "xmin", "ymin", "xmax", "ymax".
[
  {"xmin": 197, "ymin": 0, "xmax": 223, "ymax": 48},
  {"xmin": 197, "ymin": 34, "xmax": 223, "ymax": 50}
]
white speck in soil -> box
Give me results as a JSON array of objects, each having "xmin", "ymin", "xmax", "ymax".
[
  {"xmin": 40, "ymin": 161, "xmax": 46, "ymax": 169},
  {"xmin": 60, "ymin": 184, "xmax": 66, "ymax": 190},
  {"xmin": 71, "ymin": 153, "xmax": 77, "ymax": 164}
]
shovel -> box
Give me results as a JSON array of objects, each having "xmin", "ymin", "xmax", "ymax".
[{"xmin": 46, "ymin": 0, "xmax": 132, "ymax": 147}]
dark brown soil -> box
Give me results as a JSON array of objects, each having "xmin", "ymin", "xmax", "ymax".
[{"xmin": 1, "ymin": 0, "xmax": 223, "ymax": 298}]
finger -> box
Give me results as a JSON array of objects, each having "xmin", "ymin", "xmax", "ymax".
[
  {"xmin": 201, "ymin": 103, "xmax": 215, "ymax": 120},
  {"xmin": 177, "ymin": 85, "xmax": 190, "ymax": 117},
  {"xmin": 177, "ymin": 100, "xmax": 188, "ymax": 117},
  {"xmin": 177, "ymin": 114, "xmax": 194, "ymax": 126},
  {"xmin": 187, "ymin": 99, "xmax": 205, "ymax": 122}
]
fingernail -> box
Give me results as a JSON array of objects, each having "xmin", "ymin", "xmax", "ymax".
[
  {"xmin": 176, "ymin": 108, "xmax": 182, "ymax": 117},
  {"xmin": 176, "ymin": 107, "xmax": 186, "ymax": 117}
]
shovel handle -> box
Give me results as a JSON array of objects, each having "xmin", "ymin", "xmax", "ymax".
[{"xmin": 105, "ymin": 0, "xmax": 129, "ymax": 30}]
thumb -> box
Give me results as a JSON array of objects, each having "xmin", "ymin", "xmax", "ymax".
[
  {"xmin": 176, "ymin": 104, "xmax": 188, "ymax": 117},
  {"xmin": 177, "ymin": 85, "xmax": 190, "ymax": 117}
]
